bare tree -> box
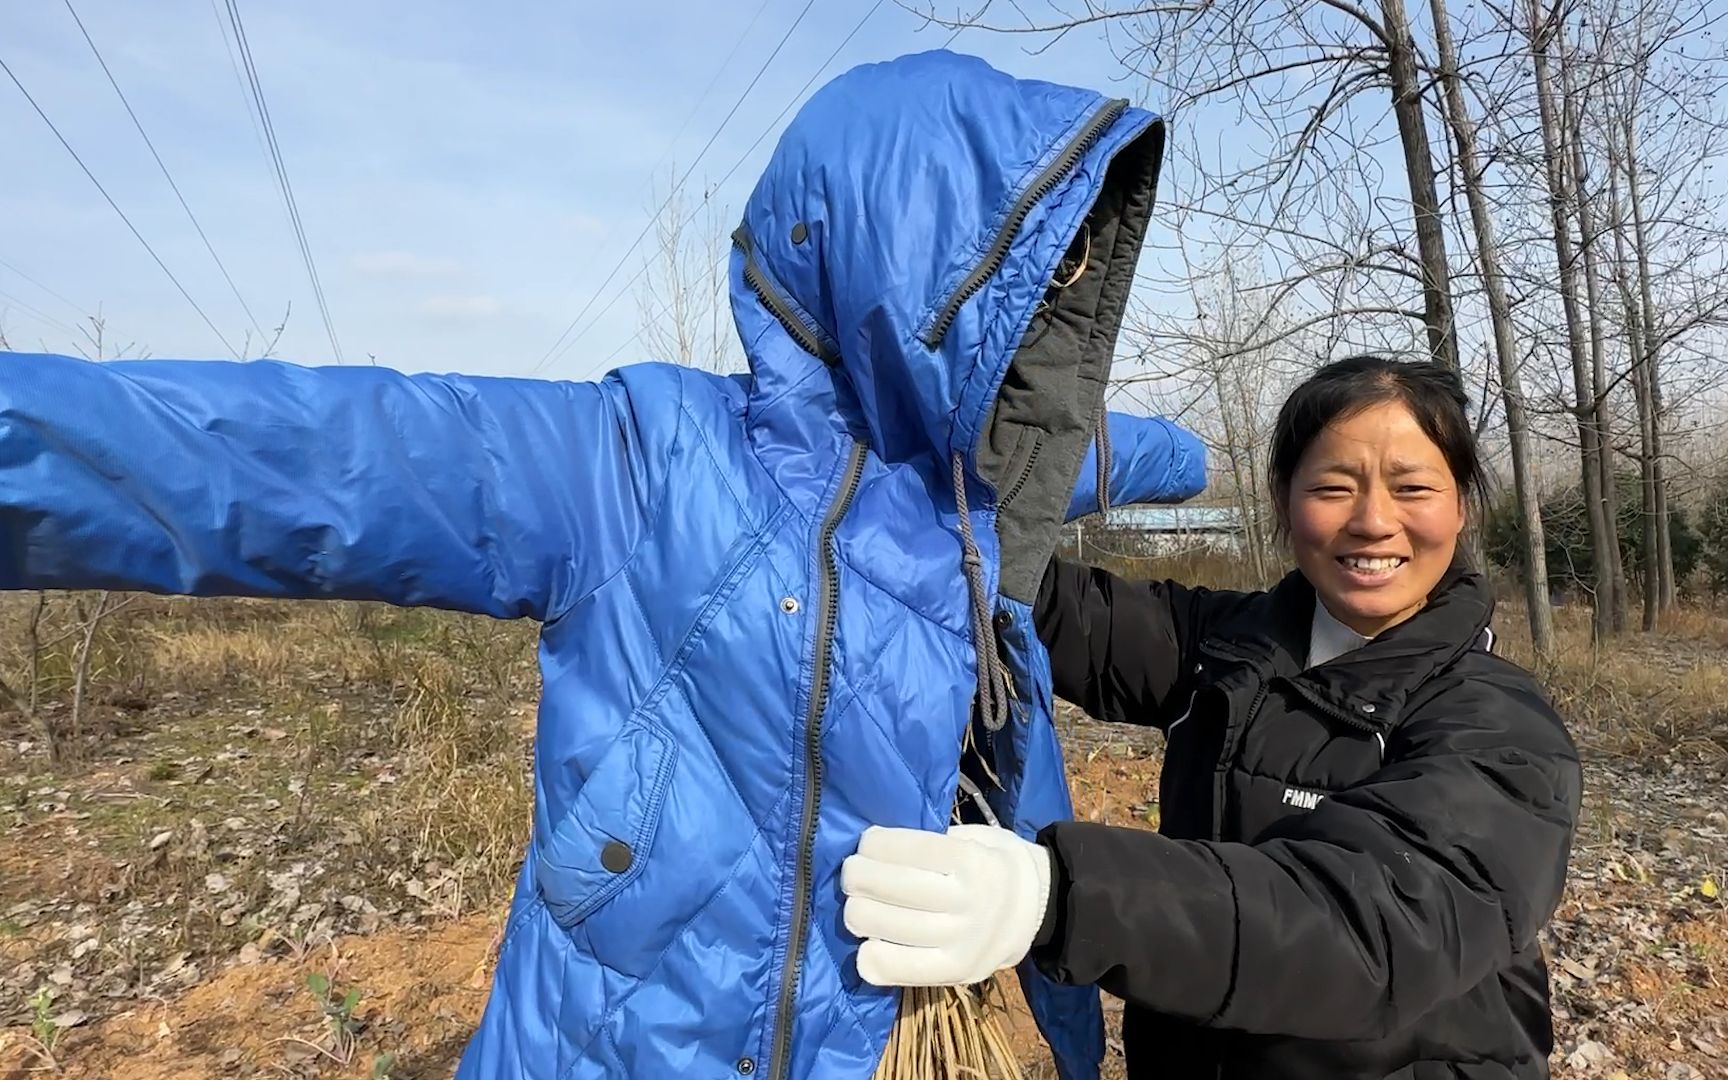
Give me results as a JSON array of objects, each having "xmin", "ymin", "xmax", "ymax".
[
  {"xmin": 1622, "ymin": 108, "xmax": 1677, "ymax": 611},
  {"xmin": 1429, "ymin": 0, "xmax": 1555, "ymax": 658},
  {"xmin": 1578, "ymin": 0, "xmax": 1728, "ymax": 620},
  {"xmin": 636, "ymin": 174, "xmax": 742, "ymax": 374},
  {"xmin": 1560, "ymin": 24, "xmax": 1629, "ymax": 632},
  {"xmin": 920, "ymin": 1, "xmax": 1477, "ymax": 371},
  {"xmin": 1523, "ymin": 0, "xmax": 1618, "ymax": 639},
  {"xmin": 69, "ymin": 591, "xmax": 114, "ymax": 748},
  {"xmin": 933, "ymin": 0, "xmax": 1728, "ymax": 625},
  {"xmin": 1382, "ymin": 0, "xmax": 1462, "ymax": 370},
  {"xmin": 71, "ymin": 308, "xmax": 144, "ymax": 362},
  {"xmin": 1148, "ymin": 243, "xmax": 1294, "ymax": 585}
]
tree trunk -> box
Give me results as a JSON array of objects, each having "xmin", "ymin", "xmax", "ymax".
[
  {"xmin": 1429, "ymin": 0, "xmax": 1553, "ymax": 658},
  {"xmin": 1622, "ymin": 115, "xmax": 1676, "ymax": 610},
  {"xmin": 23, "ymin": 593, "xmax": 57, "ymax": 763},
  {"xmin": 1225, "ymin": 356, "xmax": 1277, "ymax": 585},
  {"xmin": 27, "ymin": 592, "xmax": 48, "ymax": 717},
  {"xmin": 1381, "ymin": 0, "xmax": 1461, "ymax": 371},
  {"xmin": 1561, "ymin": 26, "xmax": 1628, "ymax": 633},
  {"xmin": 1229, "ymin": 354, "xmax": 1275, "ymax": 583},
  {"xmin": 1527, "ymin": 0, "xmax": 1614, "ymax": 638},
  {"xmin": 1630, "ymin": 348, "xmax": 1660, "ymax": 628},
  {"xmin": 1606, "ymin": 155, "xmax": 1661, "ymax": 631},
  {"xmin": 71, "ymin": 591, "xmax": 112, "ymax": 754}
]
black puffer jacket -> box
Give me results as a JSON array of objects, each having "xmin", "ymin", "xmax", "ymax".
[{"xmin": 1029, "ymin": 562, "xmax": 1581, "ymax": 1079}]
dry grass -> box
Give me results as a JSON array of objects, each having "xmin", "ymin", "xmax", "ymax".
[
  {"xmin": 3, "ymin": 576, "xmax": 1725, "ymax": 1078},
  {"xmin": 0, "ymin": 591, "xmax": 540, "ymax": 929},
  {"xmin": 1492, "ymin": 600, "xmax": 1728, "ymax": 763},
  {"xmin": 875, "ymin": 981, "xmax": 1023, "ymax": 1080}
]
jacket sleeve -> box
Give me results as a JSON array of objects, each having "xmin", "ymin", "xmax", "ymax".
[
  {"xmin": 1033, "ymin": 558, "xmax": 1215, "ymax": 726},
  {"xmin": 1032, "ymin": 666, "xmax": 1582, "ymax": 1041},
  {"xmin": 1064, "ymin": 411, "xmax": 1206, "ymax": 520},
  {"xmin": 0, "ymin": 352, "xmax": 662, "ymax": 621}
]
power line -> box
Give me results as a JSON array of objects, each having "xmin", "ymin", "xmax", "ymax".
[
  {"xmin": 0, "ymin": 54, "xmax": 241, "ymax": 358},
  {"xmin": 0, "ymin": 256, "xmax": 85, "ymax": 318},
  {"xmin": 539, "ymin": 0, "xmax": 888, "ymax": 380},
  {"xmin": 221, "ymin": 0, "xmax": 346, "ymax": 363},
  {"xmin": 0, "ymin": 285, "xmax": 82, "ymax": 341},
  {"xmin": 637, "ymin": 0, "xmax": 778, "ymax": 201},
  {"xmin": 64, "ymin": 0, "xmax": 268, "ymax": 344},
  {"xmin": 526, "ymin": 0, "xmax": 773, "ymax": 374},
  {"xmin": 530, "ymin": 0, "xmax": 823, "ymax": 376},
  {"xmin": 207, "ymin": 0, "xmax": 273, "ymax": 174}
]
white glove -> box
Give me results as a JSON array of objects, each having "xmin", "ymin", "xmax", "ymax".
[{"xmin": 841, "ymin": 823, "xmax": 1052, "ymax": 987}]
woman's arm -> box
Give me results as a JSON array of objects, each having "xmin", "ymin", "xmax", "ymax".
[
  {"xmin": 1033, "ymin": 559, "xmax": 1214, "ymax": 726},
  {"xmin": 1032, "ymin": 664, "xmax": 1581, "ymax": 1040},
  {"xmin": 0, "ymin": 351, "xmax": 671, "ymax": 621}
]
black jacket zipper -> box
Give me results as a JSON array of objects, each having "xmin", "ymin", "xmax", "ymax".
[
  {"xmin": 921, "ymin": 98, "xmax": 1129, "ymax": 349},
  {"xmin": 733, "ymin": 226, "xmax": 841, "ymax": 366},
  {"xmin": 769, "ymin": 439, "xmax": 867, "ymax": 1080}
]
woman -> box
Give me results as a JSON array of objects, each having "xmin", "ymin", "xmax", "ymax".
[{"xmin": 842, "ymin": 355, "xmax": 1582, "ymax": 1079}]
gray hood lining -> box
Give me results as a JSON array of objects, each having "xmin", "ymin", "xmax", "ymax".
[{"xmin": 976, "ymin": 119, "xmax": 1165, "ymax": 605}]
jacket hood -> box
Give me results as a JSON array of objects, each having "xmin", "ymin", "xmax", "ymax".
[{"xmin": 732, "ymin": 49, "xmax": 1165, "ymax": 603}]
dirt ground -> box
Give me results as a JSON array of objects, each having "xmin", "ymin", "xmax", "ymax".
[{"xmin": 1, "ymin": 595, "xmax": 1723, "ymax": 1079}]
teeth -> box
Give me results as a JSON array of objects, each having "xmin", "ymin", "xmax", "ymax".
[{"xmin": 1343, "ymin": 556, "xmax": 1403, "ymax": 572}]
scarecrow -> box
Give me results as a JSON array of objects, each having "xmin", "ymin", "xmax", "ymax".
[{"xmin": 0, "ymin": 50, "xmax": 1201, "ymax": 1080}]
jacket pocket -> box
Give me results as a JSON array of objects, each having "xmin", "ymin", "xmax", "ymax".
[{"xmin": 535, "ymin": 719, "xmax": 677, "ymax": 929}]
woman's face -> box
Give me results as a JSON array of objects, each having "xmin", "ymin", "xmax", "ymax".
[{"xmin": 1284, "ymin": 400, "xmax": 1466, "ymax": 637}]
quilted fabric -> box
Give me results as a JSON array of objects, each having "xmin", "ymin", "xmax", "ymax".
[{"xmin": 0, "ymin": 50, "xmax": 1197, "ymax": 1080}]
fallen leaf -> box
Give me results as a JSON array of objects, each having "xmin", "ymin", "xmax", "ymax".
[
  {"xmin": 1567, "ymin": 1041, "xmax": 1614, "ymax": 1070},
  {"xmin": 1562, "ymin": 957, "xmax": 1597, "ymax": 980},
  {"xmin": 50, "ymin": 1009, "xmax": 88, "ymax": 1029}
]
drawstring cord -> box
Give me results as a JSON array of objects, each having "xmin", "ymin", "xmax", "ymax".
[{"xmin": 951, "ymin": 452, "xmax": 1013, "ymax": 733}]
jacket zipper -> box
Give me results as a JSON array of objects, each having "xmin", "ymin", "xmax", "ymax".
[
  {"xmin": 996, "ymin": 434, "xmax": 1043, "ymax": 509},
  {"xmin": 922, "ymin": 98, "xmax": 1129, "ymax": 349},
  {"xmin": 733, "ymin": 226, "xmax": 841, "ymax": 366},
  {"xmin": 769, "ymin": 439, "xmax": 867, "ymax": 1080}
]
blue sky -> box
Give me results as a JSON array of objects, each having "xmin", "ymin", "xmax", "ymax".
[{"xmin": 1, "ymin": 1, "xmax": 1173, "ymax": 380}]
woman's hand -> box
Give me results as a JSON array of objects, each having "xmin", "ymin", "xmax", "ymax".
[{"xmin": 841, "ymin": 824, "xmax": 1052, "ymax": 987}]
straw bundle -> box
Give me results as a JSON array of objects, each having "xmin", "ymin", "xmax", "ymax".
[
  {"xmin": 872, "ymin": 977, "xmax": 1024, "ymax": 1080},
  {"xmin": 868, "ymin": 710, "xmax": 1028, "ymax": 1079}
]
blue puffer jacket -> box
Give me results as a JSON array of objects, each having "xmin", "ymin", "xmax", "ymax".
[{"xmin": 0, "ymin": 51, "xmax": 1198, "ymax": 1079}]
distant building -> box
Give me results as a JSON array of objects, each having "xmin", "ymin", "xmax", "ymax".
[{"xmin": 1060, "ymin": 503, "xmax": 1245, "ymax": 557}]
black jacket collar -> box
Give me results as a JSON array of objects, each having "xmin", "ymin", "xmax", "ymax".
[{"xmin": 1204, "ymin": 566, "xmax": 1496, "ymax": 729}]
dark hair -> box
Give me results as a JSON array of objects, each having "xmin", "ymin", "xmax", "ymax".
[{"xmin": 1269, "ymin": 355, "xmax": 1485, "ymax": 527}]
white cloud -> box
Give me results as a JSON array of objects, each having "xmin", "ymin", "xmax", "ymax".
[
  {"xmin": 420, "ymin": 294, "xmax": 502, "ymax": 318},
  {"xmin": 353, "ymin": 251, "xmax": 460, "ymax": 276}
]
